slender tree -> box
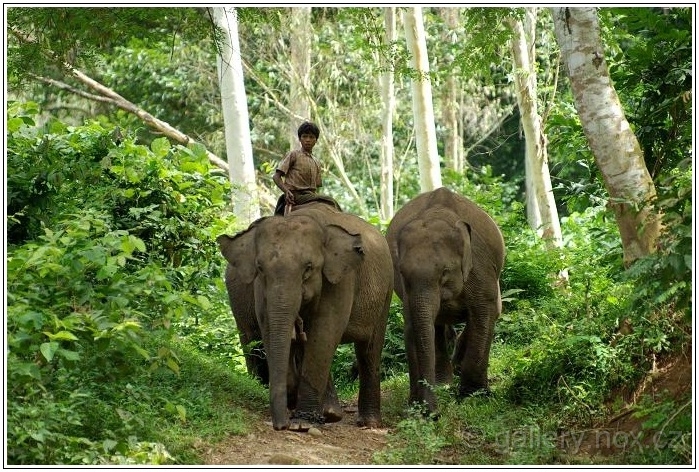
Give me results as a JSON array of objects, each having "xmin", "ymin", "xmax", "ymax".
[
  {"xmin": 440, "ymin": 7, "xmax": 464, "ymax": 173},
  {"xmin": 289, "ymin": 7, "xmax": 312, "ymax": 149},
  {"xmin": 552, "ymin": 7, "xmax": 661, "ymax": 266},
  {"xmin": 509, "ymin": 8, "xmax": 563, "ymax": 250},
  {"xmin": 403, "ymin": 6, "xmax": 442, "ymax": 192},
  {"xmin": 210, "ymin": 7, "xmax": 260, "ymax": 225},
  {"xmin": 380, "ymin": 7, "xmax": 397, "ymax": 220}
]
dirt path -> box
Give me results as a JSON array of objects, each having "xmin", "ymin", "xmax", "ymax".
[
  {"xmin": 203, "ymin": 345, "xmax": 692, "ymax": 465},
  {"xmin": 203, "ymin": 403, "xmax": 391, "ymax": 465}
]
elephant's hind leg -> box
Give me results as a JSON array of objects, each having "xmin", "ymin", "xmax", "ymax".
[{"xmin": 353, "ymin": 339, "xmax": 383, "ymax": 428}]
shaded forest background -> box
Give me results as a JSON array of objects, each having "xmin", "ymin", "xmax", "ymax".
[{"xmin": 5, "ymin": 6, "xmax": 693, "ymax": 465}]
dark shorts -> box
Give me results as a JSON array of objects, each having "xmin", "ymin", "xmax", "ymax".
[{"xmin": 274, "ymin": 191, "xmax": 341, "ymax": 215}]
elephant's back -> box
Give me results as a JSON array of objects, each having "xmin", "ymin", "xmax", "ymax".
[
  {"xmin": 295, "ymin": 204, "xmax": 394, "ymax": 339},
  {"xmin": 387, "ymin": 187, "xmax": 505, "ymax": 273},
  {"xmin": 294, "ymin": 204, "xmax": 393, "ymax": 287}
]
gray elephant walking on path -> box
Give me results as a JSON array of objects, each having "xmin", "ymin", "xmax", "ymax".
[
  {"xmin": 218, "ymin": 202, "xmax": 393, "ymax": 431},
  {"xmin": 221, "ymin": 260, "xmax": 342, "ymax": 421},
  {"xmin": 386, "ymin": 187, "xmax": 505, "ymax": 415}
]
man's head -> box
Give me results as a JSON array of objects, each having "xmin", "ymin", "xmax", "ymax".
[{"xmin": 297, "ymin": 121, "xmax": 320, "ymax": 139}]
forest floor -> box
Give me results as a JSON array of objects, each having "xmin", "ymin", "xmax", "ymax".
[{"xmin": 202, "ymin": 345, "xmax": 692, "ymax": 466}]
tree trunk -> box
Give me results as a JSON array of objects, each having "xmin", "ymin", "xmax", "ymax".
[
  {"xmin": 211, "ymin": 7, "xmax": 260, "ymax": 226},
  {"xmin": 552, "ymin": 7, "xmax": 661, "ymax": 266},
  {"xmin": 509, "ymin": 8, "xmax": 563, "ymax": 250},
  {"xmin": 403, "ymin": 7, "xmax": 442, "ymax": 192},
  {"xmin": 441, "ymin": 7, "xmax": 463, "ymax": 173},
  {"xmin": 380, "ymin": 7, "xmax": 396, "ymax": 220},
  {"xmin": 289, "ymin": 7, "xmax": 312, "ymax": 149}
]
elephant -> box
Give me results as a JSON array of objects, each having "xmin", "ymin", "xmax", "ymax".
[
  {"xmin": 385, "ymin": 187, "xmax": 505, "ymax": 415},
  {"xmin": 217, "ymin": 201, "xmax": 394, "ymax": 431},
  {"xmin": 222, "ymin": 261, "xmax": 341, "ymax": 419}
]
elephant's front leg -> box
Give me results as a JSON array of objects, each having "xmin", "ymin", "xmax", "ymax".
[
  {"xmin": 322, "ymin": 377, "xmax": 343, "ymax": 423},
  {"xmin": 289, "ymin": 325, "xmax": 343, "ymax": 431},
  {"xmin": 404, "ymin": 295, "xmax": 439, "ymax": 414},
  {"xmin": 434, "ymin": 324, "xmax": 455, "ymax": 385},
  {"xmin": 456, "ymin": 304, "xmax": 498, "ymax": 398}
]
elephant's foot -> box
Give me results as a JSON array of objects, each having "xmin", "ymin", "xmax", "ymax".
[
  {"xmin": 288, "ymin": 418, "xmax": 313, "ymax": 432},
  {"xmin": 356, "ymin": 415, "xmax": 381, "ymax": 429},
  {"xmin": 407, "ymin": 400, "xmax": 440, "ymax": 421},
  {"xmin": 323, "ymin": 404, "xmax": 343, "ymax": 423},
  {"xmin": 435, "ymin": 372, "xmax": 453, "ymax": 385},
  {"xmin": 458, "ymin": 384, "xmax": 491, "ymax": 399},
  {"xmin": 272, "ymin": 419, "xmax": 290, "ymax": 431},
  {"xmin": 289, "ymin": 410, "xmax": 325, "ymax": 432}
]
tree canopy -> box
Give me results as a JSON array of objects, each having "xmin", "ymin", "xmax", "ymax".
[{"xmin": 5, "ymin": 6, "xmax": 692, "ymax": 466}]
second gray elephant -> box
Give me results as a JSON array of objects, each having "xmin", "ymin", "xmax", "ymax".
[
  {"xmin": 218, "ymin": 201, "xmax": 393, "ymax": 431},
  {"xmin": 386, "ymin": 187, "xmax": 505, "ymax": 415},
  {"xmin": 222, "ymin": 259, "xmax": 341, "ymax": 421}
]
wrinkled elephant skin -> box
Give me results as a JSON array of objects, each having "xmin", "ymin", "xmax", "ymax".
[
  {"xmin": 222, "ymin": 262, "xmax": 339, "ymax": 420},
  {"xmin": 218, "ymin": 202, "xmax": 393, "ymax": 431},
  {"xmin": 386, "ymin": 187, "xmax": 505, "ymax": 414}
]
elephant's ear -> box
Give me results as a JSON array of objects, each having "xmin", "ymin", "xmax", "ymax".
[
  {"xmin": 322, "ymin": 224, "xmax": 364, "ymax": 284},
  {"xmin": 456, "ymin": 220, "xmax": 473, "ymax": 284},
  {"xmin": 216, "ymin": 227, "xmax": 257, "ymax": 284}
]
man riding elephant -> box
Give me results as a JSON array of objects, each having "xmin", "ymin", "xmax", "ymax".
[{"xmin": 273, "ymin": 121, "xmax": 340, "ymax": 215}]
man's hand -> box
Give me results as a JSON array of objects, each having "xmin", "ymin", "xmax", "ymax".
[{"xmin": 285, "ymin": 188, "xmax": 295, "ymax": 205}]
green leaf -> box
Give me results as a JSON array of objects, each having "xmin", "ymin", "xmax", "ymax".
[
  {"xmin": 166, "ymin": 357, "xmax": 180, "ymax": 375},
  {"xmin": 57, "ymin": 348, "xmax": 81, "ymax": 361},
  {"xmin": 102, "ymin": 439, "xmax": 118, "ymax": 452},
  {"xmin": 43, "ymin": 330, "xmax": 79, "ymax": 342},
  {"xmin": 96, "ymin": 264, "xmax": 118, "ymax": 280},
  {"xmin": 120, "ymin": 236, "xmax": 135, "ymax": 255},
  {"xmin": 40, "ymin": 341, "xmax": 59, "ymax": 362},
  {"xmin": 10, "ymin": 361, "xmax": 42, "ymax": 380},
  {"xmin": 176, "ymin": 404, "xmax": 187, "ymax": 423},
  {"xmin": 151, "ymin": 137, "xmax": 171, "ymax": 157},
  {"xmin": 131, "ymin": 235, "xmax": 146, "ymax": 253},
  {"xmin": 196, "ymin": 295, "xmax": 212, "ymax": 310},
  {"xmin": 81, "ymin": 247, "xmax": 106, "ymax": 265},
  {"xmin": 7, "ymin": 117, "xmax": 26, "ymax": 133},
  {"xmin": 30, "ymin": 429, "xmax": 48, "ymax": 442}
]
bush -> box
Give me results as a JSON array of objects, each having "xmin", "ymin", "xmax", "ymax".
[{"xmin": 6, "ymin": 102, "xmax": 233, "ymax": 464}]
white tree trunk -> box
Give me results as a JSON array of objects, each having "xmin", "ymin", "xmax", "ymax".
[
  {"xmin": 509, "ymin": 8, "xmax": 563, "ymax": 250},
  {"xmin": 289, "ymin": 7, "xmax": 312, "ymax": 149},
  {"xmin": 403, "ymin": 7, "xmax": 442, "ymax": 192},
  {"xmin": 211, "ymin": 7, "xmax": 260, "ymax": 226},
  {"xmin": 441, "ymin": 7, "xmax": 462, "ymax": 173},
  {"xmin": 380, "ymin": 7, "xmax": 396, "ymax": 220},
  {"xmin": 552, "ymin": 7, "xmax": 661, "ymax": 266}
]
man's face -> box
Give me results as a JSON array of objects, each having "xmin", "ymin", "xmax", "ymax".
[{"xmin": 300, "ymin": 133, "xmax": 317, "ymax": 152}]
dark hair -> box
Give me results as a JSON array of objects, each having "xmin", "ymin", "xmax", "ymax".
[{"xmin": 297, "ymin": 121, "xmax": 320, "ymax": 139}]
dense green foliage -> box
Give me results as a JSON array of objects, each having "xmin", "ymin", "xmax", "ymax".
[
  {"xmin": 6, "ymin": 101, "xmax": 243, "ymax": 464},
  {"xmin": 5, "ymin": 6, "xmax": 692, "ymax": 466}
]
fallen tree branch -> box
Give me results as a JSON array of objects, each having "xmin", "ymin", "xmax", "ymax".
[
  {"xmin": 11, "ymin": 25, "xmax": 229, "ymax": 173},
  {"xmin": 67, "ymin": 67, "xmax": 230, "ymax": 172},
  {"xmin": 29, "ymin": 74, "xmax": 112, "ymax": 103}
]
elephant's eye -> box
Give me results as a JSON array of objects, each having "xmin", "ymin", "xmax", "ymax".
[
  {"xmin": 440, "ymin": 266, "xmax": 450, "ymax": 284},
  {"xmin": 302, "ymin": 262, "xmax": 313, "ymax": 280}
]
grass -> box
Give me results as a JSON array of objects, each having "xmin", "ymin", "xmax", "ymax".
[
  {"xmin": 100, "ymin": 328, "xmax": 691, "ymax": 466},
  {"xmin": 97, "ymin": 339, "xmax": 270, "ymax": 464}
]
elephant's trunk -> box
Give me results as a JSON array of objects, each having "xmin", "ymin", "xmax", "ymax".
[
  {"xmin": 265, "ymin": 293, "xmax": 302, "ymax": 430},
  {"xmin": 407, "ymin": 289, "xmax": 440, "ymax": 413}
]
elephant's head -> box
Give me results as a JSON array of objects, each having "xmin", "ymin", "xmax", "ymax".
[
  {"xmin": 397, "ymin": 217, "xmax": 472, "ymax": 306},
  {"xmin": 217, "ymin": 214, "xmax": 364, "ymax": 429},
  {"xmin": 218, "ymin": 217, "xmax": 364, "ymax": 300}
]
